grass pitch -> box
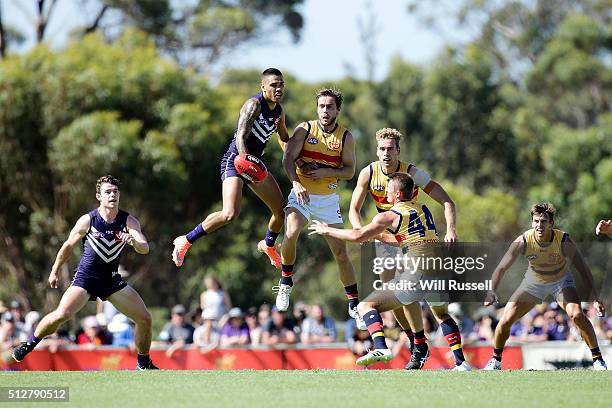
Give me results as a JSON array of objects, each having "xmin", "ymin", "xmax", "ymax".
[{"xmin": 1, "ymin": 370, "xmax": 610, "ymax": 408}]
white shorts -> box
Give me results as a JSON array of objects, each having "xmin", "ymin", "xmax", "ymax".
[
  {"xmin": 286, "ymin": 190, "xmax": 343, "ymax": 225},
  {"xmin": 516, "ymin": 273, "xmax": 576, "ymax": 302}
]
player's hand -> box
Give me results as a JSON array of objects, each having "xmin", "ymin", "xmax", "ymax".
[
  {"xmin": 293, "ymin": 181, "xmax": 310, "ymax": 205},
  {"xmin": 116, "ymin": 231, "xmax": 135, "ymax": 246},
  {"xmin": 484, "ymin": 290, "xmax": 498, "ymax": 306},
  {"xmin": 49, "ymin": 271, "xmax": 59, "ymax": 288},
  {"xmin": 594, "ymin": 300, "xmax": 605, "ymax": 317},
  {"xmin": 444, "ymin": 229, "xmax": 458, "ymax": 243},
  {"xmin": 595, "ymin": 220, "xmax": 612, "ymax": 237},
  {"xmin": 308, "ymin": 220, "xmax": 329, "ymax": 236},
  {"xmin": 296, "ymin": 158, "xmax": 318, "ymax": 172},
  {"xmin": 303, "ymin": 168, "xmax": 328, "ymax": 180}
]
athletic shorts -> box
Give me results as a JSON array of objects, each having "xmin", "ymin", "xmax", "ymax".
[
  {"xmin": 72, "ymin": 270, "xmax": 127, "ymax": 301},
  {"xmin": 516, "ymin": 273, "xmax": 576, "ymax": 302},
  {"xmin": 219, "ymin": 147, "xmax": 256, "ymax": 183},
  {"xmin": 286, "ymin": 190, "xmax": 343, "ymax": 225}
]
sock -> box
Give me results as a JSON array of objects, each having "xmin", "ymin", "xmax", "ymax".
[
  {"xmin": 493, "ymin": 348, "xmax": 504, "ymax": 362},
  {"xmin": 344, "ymin": 283, "xmax": 359, "ymax": 310},
  {"xmin": 440, "ymin": 318, "xmax": 465, "ymax": 365},
  {"xmin": 265, "ymin": 229, "xmax": 280, "ymax": 247},
  {"xmin": 27, "ymin": 334, "xmax": 41, "ymax": 347},
  {"xmin": 414, "ymin": 330, "xmax": 427, "ymax": 351},
  {"xmin": 186, "ymin": 223, "xmax": 207, "ymax": 243},
  {"xmin": 403, "ymin": 329, "xmax": 415, "ymax": 351},
  {"xmin": 591, "ymin": 347, "xmax": 603, "ymax": 362},
  {"xmin": 137, "ymin": 353, "xmax": 151, "ymax": 367},
  {"xmin": 362, "ymin": 309, "xmax": 388, "ymax": 349},
  {"xmin": 280, "ymin": 264, "xmax": 294, "ymax": 286}
]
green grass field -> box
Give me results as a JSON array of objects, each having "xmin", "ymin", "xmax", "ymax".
[{"xmin": 1, "ymin": 370, "xmax": 610, "ymax": 408}]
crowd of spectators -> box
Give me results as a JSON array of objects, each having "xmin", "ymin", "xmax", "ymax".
[{"xmin": 2, "ymin": 275, "xmax": 611, "ymax": 360}]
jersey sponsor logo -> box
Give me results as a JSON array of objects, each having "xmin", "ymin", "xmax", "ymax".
[
  {"xmin": 328, "ymin": 183, "xmax": 338, "ymax": 190},
  {"xmin": 307, "ymin": 137, "xmax": 318, "ymax": 145},
  {"xmin": 373, "ymin": 185, "xmax": 385, "ymax": 192}
]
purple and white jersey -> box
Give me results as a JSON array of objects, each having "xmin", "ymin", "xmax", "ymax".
[
  {"xmin": 75, "ymin": 209, "xmax": 130, "ymax": 279},
  {"xmin": 227, "ymin": 92, "xmax": 283, "ymax": 157}
]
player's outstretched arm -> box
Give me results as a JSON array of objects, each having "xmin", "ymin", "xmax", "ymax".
[
  {"xmin": 235, "ymin": 98, "xmax": 261, "ymax": 154},
  {"xmin": 563, "ymin": 235, "xmax": 604, "ymax": 316},
  {"xmin": 484, "ymin": 236, "xmax": 524, "ymax": 306},
  {"xmin": 308, "ymin": 212, "xmax": 395, "ymax": 243},
  {"xmin": 283, "ymin": 123, "xmax": 309, "ymax": 204},
  {"xmin": 124, "ymin": 215, "xmax": 150, "ymax": 254},
  {"xmin": 348, "ymin": 166, "xmax": 371, "ymax": 229},
  {"xmin": 49, "ymin": 214, "xmax": 90, "ymax": 288}
]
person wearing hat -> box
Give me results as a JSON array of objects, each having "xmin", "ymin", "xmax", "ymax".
[
  {"xmin": 220, "ymin": 308, "xmax": 250, "ymax": 347},
  {"xmin": 262, "ymin": 307, "xmax": 296, "ymax": 345}
]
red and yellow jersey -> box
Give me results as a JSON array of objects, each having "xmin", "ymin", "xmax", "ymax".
[
  {"xmin": 368, "ymin": 161, "xmax": 420, "ymax": 212},
  {"xmin": 388, "ymin": 201, "xmax": 439, "ymax": 254},
  {"xmin": 523, "ymin": 228, "xmax": 569, "ymax": 283},
  {"xmin": 296, "ymin": 120, "xmax": 348, "ymax": 195}
]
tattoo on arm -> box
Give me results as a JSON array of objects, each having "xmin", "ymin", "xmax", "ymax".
[{"xmin": 235, "ymin": 99, "xmax": 261, "ymax": 154}]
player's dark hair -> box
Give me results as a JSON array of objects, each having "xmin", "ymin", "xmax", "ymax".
[
  {"xmin": 262, "ymin": 68, "xmax": 283, "ymax": 77},
  {"xmin": 96, "ymin": 175, "xmax": 120, "ymax": 194},
  {"xmin": 316, "ymin": 87, "xmax": 343, "ymax": 110},
  {"xmin": 531, "ymin": 202, "xmax": 556, "ymax": 222},
  {"xmin": 388, "ymin": 173, "xmax": 414, "ymax": 200}
]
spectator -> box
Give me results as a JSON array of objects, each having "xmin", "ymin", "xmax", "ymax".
[
  {"xmin": 159, "ymin": 304, "xmax": 195, "ymax": 357},
  {"xmin": 200, "ymin": 276, "xmax": 232, "ymax": 344},
  {"xmin": 262, "ymin": 307, "xmax": 296, "ymax": 345},
  {"xmin": 346, "ymin": 317, "xmax": 372, "ymax": 356},
  {"xmin": 292, "ymin": 302, "xmax": 308, "ymax": 336},
  {"xmin": 301, "ymin": 304, "xmax": 336, "ymax": 344},
  {"xmin": 9, "ymin": 300, "xmax": 25, "ymax": 325},
  {"xmin": 76, "ymin": 315, "xmax": 112, "ymax": 348},
  {"xmin": 545, "ymin": 307, "xmax": 569, "ymax": 341},
  {"xmin": 108, "ymin": 314, "xmax": 135, "ymax": 349},
  {"xmin": 245, "ymin": 307, "xmax": 262, "ymax": 345},
  {"xmin": 220, "ymin": 308, "xmax": 250, "ymax": 347}
]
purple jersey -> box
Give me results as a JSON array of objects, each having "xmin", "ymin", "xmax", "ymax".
[
  {"xmin": 227, "ymin": 92, "xmax": 282, "ymax": 158},
  {"xmin": 75, "ymin": 209, "xmax": 130, "ymax": 280}
]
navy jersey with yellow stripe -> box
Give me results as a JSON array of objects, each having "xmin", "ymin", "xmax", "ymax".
[
  {"xmin": 387, "ymin": 201, "xmax": 439, "ymax": 256},
  {"xmin": 523, "ymin": 229, "xmax": 569, "ymax": 283}
]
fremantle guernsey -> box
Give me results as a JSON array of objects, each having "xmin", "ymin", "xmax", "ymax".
[{"xmin": 72, "ymin": 208, "xmax": 129, "ymax": 299}]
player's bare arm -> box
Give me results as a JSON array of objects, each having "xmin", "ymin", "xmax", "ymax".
[
  {"xmin": 416, "ymin": 173, "xmax": 457, "ymax": 242},
  {"xmin": 124, "ymin": 215, "xmax": 150, "ymax": 255},
  {"xmin": 484, "ymin": 236, "xmax": 525, "ymax": 306},
  {"xmin": 596, "ymin": 219, "xmax": 612, "ymax": 238},
  {"xmin": 49, "ymin": 214, "xmax": 90, "ymax": 288},
  {"xmin": 304, "ymin": 131, "xmax": 356, "ymax": 181},
  {"xmin": 348, "ymin": 165, "xmax": 371, "ymax": 229},
  {"xmin": 308, "ymin": 211, "xmax": 397, "ymax": 243},
  {"xmin": 283, "ymin": 123, "xmax": 309, "ymax": 204},
  {"xmin": 235, "ymin": 98, "xmax": 262, "ymax": 154},
  {"xmin": 563, "ymin": 236, "xmax": 604, "ymax": 316},
  {"xmin": 277, "ymin": 111, "xmax": 289, "ymax": 143}
]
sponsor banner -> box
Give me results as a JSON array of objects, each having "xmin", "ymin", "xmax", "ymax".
[
  {"xmin": 0, "ymin": 346, "xmax": 522, "ymax": 371},
  {"xmin": 521, "ymin": 342, "xmax": 612, "ymax": 370}
]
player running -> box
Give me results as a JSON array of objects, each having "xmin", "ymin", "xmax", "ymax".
[
  {"xmin": 309, "ymin": 173, "xmax": 438, "ymax": 368},
  {"xmin": 11, "ymin": 175, "xmax": 158, "ymax": 370},
  {"xmin": 276, "ymin": 88, "xmax": 365, "ymax": 329},
  {"xmin": 349, "ymin": 128, "xmax": 470, "ymax": 370},
  {"xmin": 172, "ymin": 68, "xmax": 289, "ymax": 269},
  {"xmin": 483, "ymin": 203, "xmax": 607, "ymax": 371}
]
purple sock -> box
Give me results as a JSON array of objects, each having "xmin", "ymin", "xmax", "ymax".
[{"xmin": 27, "ymin": 334, "xmax": 40, "ymax": 347}]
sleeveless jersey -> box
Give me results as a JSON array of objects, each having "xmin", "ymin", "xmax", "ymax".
[
  {"xmin": 228, "ymin": 92, "xmax": 283, "ymax": 157},
  {"xmin": 296, "ymin": 120, "xmax": 348, "ymax": 195},
  {"xmin": 368, "ymin": 160, "xmax": 420, "ymax": 212},
  {"xmin": 76, "ymin": 209, "xmax": 130, "ymax": 279},
  {"xmin": 523, "ymin": 229, "xmax": 569, "ymax": 283},
  {"xmin": 387, "ymin": 201, "xmax": 439, "ymax": 257}
]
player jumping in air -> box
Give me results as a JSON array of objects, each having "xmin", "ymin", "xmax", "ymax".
[
  {"xmin": 309, "ymin": 173, "xmax": 437, "ymax": 368},
  {"xmin": 172, "ymin": 68, "xmax": 289, "ymax": 269},
  {"xmin": 483, "ymin": 203, "xmax": 607, "ymax": 371},
  {"xmin": 349, "ymin": 128, "xmax": 470, "ymax": 370},
  {"xmin": 11, "ymin": 175, "xmax": 158, "ymax": 370},
  {"xmin": 277, "ymin": 88, "xmax": 366, "ymax": 330}
]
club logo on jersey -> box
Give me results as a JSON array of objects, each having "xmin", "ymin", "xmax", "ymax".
[
  {"xmin": 328, "ymin": 140, "xmax": 341, "ymax": 150},
  {"xmin": 307, "ymin": 137, "xmax": 318, "ymax": 145},
  {"xmin": 373, "ymin": 185, "xmax": 385, "ymax": 192},
  {"xmin": 527, "ymin": 254, "xmax": 538, "ymax": 260},
  {"xmin": 549, "ymin": 253, "xmax": 562, "ymax": 262}
]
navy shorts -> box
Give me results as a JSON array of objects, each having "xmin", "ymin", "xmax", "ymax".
[
  {"xmin": 220, "ymin": 147, "xmax": 258, "ymax": 184},
  {"xmin": 72, "ymin": 271, "xmax": 127, "ymax": 301}
]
